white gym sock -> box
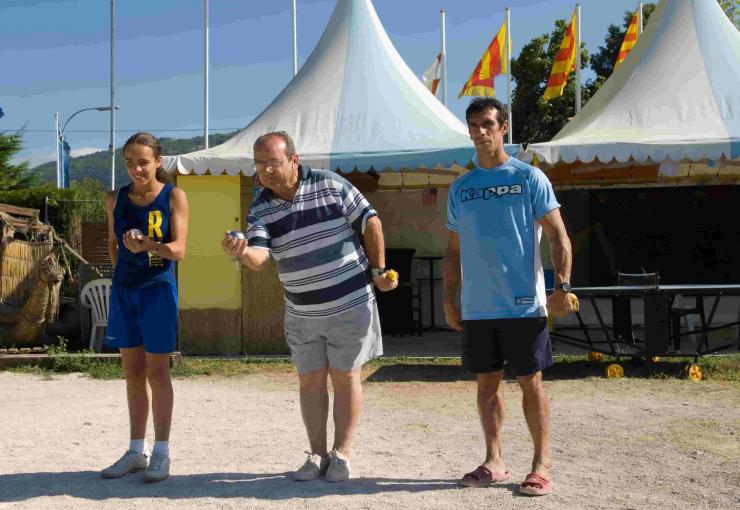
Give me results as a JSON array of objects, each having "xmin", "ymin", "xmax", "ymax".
[
  {"xmin": 152, "ymin": 441, "xmax": 170, "ymax": 457},
  {"xmin": 129, "ymin": 439, "xmax": 146, "ymax": 454}
]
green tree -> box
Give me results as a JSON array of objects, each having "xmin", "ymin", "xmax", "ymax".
[
  {"xmin": 0, "ymin": 131, "xmax": 37, "ymax": 191},
  {"xmin": 717, "ymin": 0, "xmax": 739, "ymax": 28},
  {"xmin": 510, "ymin": 19, "xmax": 590, "ymax": 145}
]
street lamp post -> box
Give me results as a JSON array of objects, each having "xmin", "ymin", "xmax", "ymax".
[{"xmin": 56, "ymin": 105, "xmax": 119, "ymax": 189}]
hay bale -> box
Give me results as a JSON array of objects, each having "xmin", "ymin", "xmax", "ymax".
[
  {"xmin": 7, "ymin": 254, "xmax": 64, "ymax": 344},
  {"xmin": 0, "ymin": 239, "xmax": 55, "ymax": 307}
]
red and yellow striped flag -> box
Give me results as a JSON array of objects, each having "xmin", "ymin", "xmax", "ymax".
[
  {"xmin": 543, "ymin": 8, "xmax": 578, "ymax": 101},
  {"xmin": 458, "ymin": 22, "xmax": 508, "ymax": 98},
  {"xmin": 615, "ymin": 11, "xmax": 639, "ymax": 69}
]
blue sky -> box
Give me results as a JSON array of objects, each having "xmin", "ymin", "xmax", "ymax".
[{"xmin": 0, "ymin": 0, "xmax": 644, "ymax": 167}]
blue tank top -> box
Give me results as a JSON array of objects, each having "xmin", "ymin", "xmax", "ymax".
[{"xmin": 112, "ymin": 182, "xmax": 176, "ymax": 288}]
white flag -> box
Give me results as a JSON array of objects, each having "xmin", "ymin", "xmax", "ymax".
[{"xmin": 422, "ymin": 53, "xmax": 442, "ymax": 95}]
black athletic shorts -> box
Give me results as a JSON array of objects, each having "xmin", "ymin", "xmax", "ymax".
[{"xmin": 462, "ymin": 317, "xmax": 554, "ymax": 376}]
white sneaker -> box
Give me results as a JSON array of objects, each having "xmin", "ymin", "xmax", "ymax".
[
  {"xmin": 293, "ymin": 452, "xmax": 330, "ymax": 481},
  {"xmin": 325, "ymin": 449, "xmax": 351, "ymax": 482},
  {"xmin": 143, "ymin": 451, "xmax": 170, "ymax": 483},
  {"xmin": 101, "ymin": 450, "xmax": 148, "ymax": 479}
]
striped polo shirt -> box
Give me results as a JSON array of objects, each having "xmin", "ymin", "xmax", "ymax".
[{"xmin": 246, "ymin": 165, "xmax": 378, "ymax": 318}]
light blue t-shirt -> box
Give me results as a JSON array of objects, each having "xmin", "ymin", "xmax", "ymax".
[{"xmin": 446, "ymin": 157, "xmax": 560, "ymax": 320}]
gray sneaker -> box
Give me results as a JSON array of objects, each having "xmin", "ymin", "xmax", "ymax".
[
  {"xmin": 325, "ymin": 449, "xmax": 351, "ymax": 482},
  {"xmin": 143, "ymin": 452, "xmax": 170, "ymax": 483},
  {"xmin": 293, "ymin": 452, "xmax": 330, "ymax": 481},
  {"xmin": 101, "ymin": 450, "xmax": 148, "ymax": 479}
]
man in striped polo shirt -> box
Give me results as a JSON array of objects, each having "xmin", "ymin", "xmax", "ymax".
[{"xmin": 221, "ymin": 131, "xmax": 397, "ymax": 483}]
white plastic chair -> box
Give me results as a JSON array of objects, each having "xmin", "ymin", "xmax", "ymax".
[{"xmin": 80, "ymin": 278, "xmax": 112, "ymax": 352}]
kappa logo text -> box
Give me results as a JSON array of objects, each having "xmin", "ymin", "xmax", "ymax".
[{"xmin": 461, "ymin": 184, "xmax": 523, "ymax": 202}]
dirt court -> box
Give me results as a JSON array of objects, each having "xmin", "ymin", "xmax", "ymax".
[{"xmin": 1, "ymin": 367, "xmax": 739, "ymax": 510}]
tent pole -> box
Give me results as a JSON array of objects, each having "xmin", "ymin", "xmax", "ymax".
[
  {"xmin": 292, "ymin": 0, "xmax": 298, "ymax": 76},
  {"xmin": 204, "ymin": 0, "xmax": 210, "ymax": 149},
  {"xmin": 440, "ymin": 9, "xmax": 447, "ymax": 107},
  {"xmin": 575, "ymin": 3, "xmax": 581, "ymax": 113},
  {"xmin": 506, "ymin": 6, "xmax": 512, "ymax": 144},
  {"xmin": 110, "ymin": 0, "xmax": 116, "ymax": 190}
]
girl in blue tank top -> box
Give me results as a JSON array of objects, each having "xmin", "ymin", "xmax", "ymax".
[
  {"xmin": 113, "ymin": 180, "xmax": 176, "ymax": 287},
  {"xmin": 101, "ymin": 132, "xmax": 189, "ymax": 483}
]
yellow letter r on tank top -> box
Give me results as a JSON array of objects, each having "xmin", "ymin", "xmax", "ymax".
[{"xmin": 148, "ymin": 210, "xmax": 163, "ymax": 239}]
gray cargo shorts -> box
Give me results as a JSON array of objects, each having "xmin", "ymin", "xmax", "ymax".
[{"xmin": 284, "ymin": 299, "xmax": 383, "ymax": 374}]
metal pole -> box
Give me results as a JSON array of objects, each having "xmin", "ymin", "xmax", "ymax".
[
  {"xmin": 55, "ymin": 113, "xmax": 61, "ymax": 189},
  {"xmin": 440, "ymin": 9, "xmax": 447, "ymax": 107},
  {"xmin": 575, "ymin": 3, "xmax": 581, "ymax": 113},
  {"xmin": 638, "ymin": 1, "xmax": 644, "ymax": 34},
  {"xmin": 204, "ymin": 0, "xmax": 210, "ymax": 149},
  {"xmin": 506, "ymin": 7, "xmax": 512, "ymax": 144},
  {"xmin": 110, "ymin": 0, "xmax": 116, "ymax": 190},
  {"xmin": 292, "ymin": 0, "xmax": 298, "ymax": 76}
]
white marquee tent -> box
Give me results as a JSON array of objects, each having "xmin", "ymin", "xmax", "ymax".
[
  {"xmin": 163, "ymin": 0, "xmax": 517, "ymax": 176},
  {"xmin": 524, "ymin": 0, "xmax": 739, "ymax": 167}
]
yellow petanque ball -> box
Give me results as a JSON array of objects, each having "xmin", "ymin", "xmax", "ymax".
[
  {"xmin": 605, "ymin": 363, "xmax": 624, "ymax": 379},
  {"xmin": 386, "ymin": 269, "xmax": 398, "ymax": 282},
  {"xmin": 684, "ymin": 363, "xmax": 702, "ymax": 381},
  {"xmin": 567, "ymin": 293, "xmax": 580, "ymax": 312}
]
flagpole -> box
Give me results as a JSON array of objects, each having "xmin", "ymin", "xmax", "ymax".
[
  {"xmin": 506, "ymin": 6, "xmax": 512, "ymax": 144},
  {"xmin": 638, "ymin": 1, "xmax": 643, "ymax": 34},
  {"xmin": 574, "ymin": 3, "xmax": 581, "ymax": 113},
  {"xmin": 292, "ymin": 0, "xmax": 298, "ymax": 76},
  {"xmin": 440, "ymin": 9, "xmax": 447, "ymax": 106},
  {"xmin": 204, "ymin": 0, "xmax": 209, "ymax": 149},
  {"xmin": 110, "ymin": 0, "xmax": 116, "ymax": 190},
  {"xmin": 55, "ymin": 113, "xmax": 61, "ymax": 189}
]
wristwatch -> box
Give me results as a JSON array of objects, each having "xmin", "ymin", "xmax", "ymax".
[
  {"xmin": 370, "ymin": 267, "xmax": 387, "ymax": 279},
  {"xmin": 555, "ymin": 281, "xmax": 572, "ymax": 293}
]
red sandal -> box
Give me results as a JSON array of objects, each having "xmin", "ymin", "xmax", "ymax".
[
  {"xmin": 459, "ymin": 465, "xmax": 512, "ymax": 487},
  {"xmin": 518, "ymin": 472, "xmax": 553, "ymax": 496}
]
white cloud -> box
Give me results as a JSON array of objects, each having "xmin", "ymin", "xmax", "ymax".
[
  {"xmin": 17, "ymin": 146, "xmax": 106, "ymax": 169},
  {"xmin": 22, "ymin": 151, "xmax": 55, "ymax": 168},
  {"xmin": 70, "ymin": 146, "xmax": 105, "ymax": 157}
]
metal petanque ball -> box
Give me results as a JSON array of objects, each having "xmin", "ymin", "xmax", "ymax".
[
  {"xmin": 228, "ymin": 230, "xmax": 246, "ymax": 269},
  {"xmin": 129, "ymin": 228, "xmax": 144, "ymax": 240}
]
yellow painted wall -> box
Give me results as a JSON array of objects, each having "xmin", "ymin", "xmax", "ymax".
[{"xmin": 177, "ymin": 175, "xmax": 242, "ymax": 310}]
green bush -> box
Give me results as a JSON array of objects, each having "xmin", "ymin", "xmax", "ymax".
[
  {"xmin": 0, "ymin": 179, "xmax": 106, "ymax": 243},
  {"xmin": 45, "ymin": 337, "xmax": 94, "ymax": 372}
]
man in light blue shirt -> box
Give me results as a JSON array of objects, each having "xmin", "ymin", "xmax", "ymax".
[{"xmin": 444, "ymin": 98, "xmax": 574, "ymax": 496}]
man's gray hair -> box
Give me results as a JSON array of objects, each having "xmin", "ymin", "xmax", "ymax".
[{"xmin": 253, "ymin": 131, "xmax": 297, "ymax": 156}]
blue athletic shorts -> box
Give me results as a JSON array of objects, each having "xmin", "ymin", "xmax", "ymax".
[
  {"xmin": 462, "ymin": 317, "xmax": 554, "ymax": 376},
  {"xmin": 105, "ymin": 282, "xmax": 178, "ymax": 353}
]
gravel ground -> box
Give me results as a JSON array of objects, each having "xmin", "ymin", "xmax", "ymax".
[{"xmin": 1, "ymin": 368, "xmax": 739, "ymax": 509}]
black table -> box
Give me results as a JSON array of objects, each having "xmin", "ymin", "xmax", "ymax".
[{"xmin": 549, "ymin": 284, "xmax": 740, "ymax": 360}]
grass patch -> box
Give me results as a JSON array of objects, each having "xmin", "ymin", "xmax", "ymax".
[
  {"xmin": 171, "ymin": 358, "xmax": 288, "ymax": 378},
  {"xmin": 3, "ymin": 352, "xmax": 739, "ymax": 382},
  {"xmin": 700, "ymin": 354, "xmax": 740, "ymax": 381},
  {"xmin": 7, "ymin": 365, "xmax": 55, "ymax": 380},
  {"xmin": 545, "ymin": 353, "xmax": 740, "ymax": 382}
]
